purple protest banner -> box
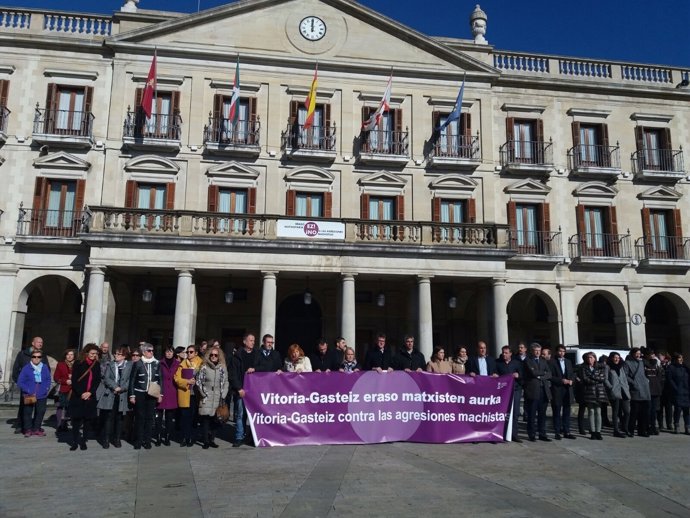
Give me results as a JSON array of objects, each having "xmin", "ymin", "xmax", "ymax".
[{"xmin": 244, "ymin": 371, "xmax": 514, "ymax": 447}]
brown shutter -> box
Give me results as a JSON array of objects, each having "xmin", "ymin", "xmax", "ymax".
[
  {"xmin": 289, "ymin": 100, "xmax": 299, "ymax": 124},
  {"xmin": 576, "ymin": 204, "xmax": 585, "ymax": 233},
  {"xmin": 248, "ymin": 97, "xmax": 257, "ymax": 144},
  {"xmin": 641, "ymin": 207, "xmax": 651, "ymax": 238},
  {"xmin": 600, "ymin": 123, "xmax": 610, "ymax": 167},
  {"xmin": 539, "ymin": 202, "xmax": 551, "ymax": 254},
  {"xmin": 432, "ymin": 111, "xmax": 440, "ymax": 132},
  {"xmin": 507, "ymin": 201, "xmax": 517, "ymax": 248},
  {"xmin": 285, "ymin": 190, "xmax": 296, "ymax": 216},
  {"xmin": 661, "ymin": 127, "xmax": 672, "ymax": 150},
  {"xmin": 171, "ymin": 91, "xmax": 180, "ymax": 116},
  {"xmin": 608, "ymin": 206, "xmax": 618, "ymax": 235},
  {"xmin": 0, "ymin": 79, "xmax": 9, "ymax": 107},
  {"xmin": 82, "ymin": 86, "xmax": 93, "ymax": 136},
  {"xmin": 134, "ymin": 87, "xmax": 143, "ymax": 111},
  {"xmin": 171, "ymin": 91, "xmax": 181, "ymax": 139},
  {"xmin": 462, "ymin": 113, "xmax": 472, "ymax": 143},
  {"xmin": 571, "ymin": 121, "xmax": 581, "ymax": 146},
  {"xmin": 540, "ymin": 202, "xmax": 551, "ymax": 232},
  {"xmin": 395, "ymin": 194, "xmax": 405, "ymax": 241},
  {"xmin": 248, "ymin": 97, "xmax": 256, "ymax": 120},
  {"xmin": 362, "ymin": 106, "xmax": 373, "ymax": 127},
  {"xmin": 133, "ymin": 87, "xmax": 144, "ymax": 135},
  {"xmin": 505, "ymin": 117, "xmax": 514, "ymax": 141},
  {"xmin": 124, "ymin": 180, "xmax": 136, "ymax": 208},
  {"xmin": 212, "ymin": 93, "xmax": 224, "ymax": 139},
  {"xmin": 432, "ymin": 197, "xmax": 441, "ymax": 222},
  {"xmin": 467, "ymin": 198, "xmax": 477, "ymax": 224},
  {"xmin": 323, "ymin": 191, "xmax": 332, "ymax": 218},
  {"xmin": 536, "ymin": 119, "xmax": 544, "ymax": 143},
  {"xmin": 359, "ymin": 194, "xmax": 370, "ymax": 239},
  {"xmin": 73, "ymin": 179, "xmax": 86, "ymax": 232},
  {"xmin": 324, "ymin": 103, "xmax": 331, "ymax": 128},
  {"xmin": 166, "ymin": 183, "xmax": 176, "ymax": 210},
  {"xmin": 45, "ymin": 83, "xmax": 58, "ymax": 111},
  {"xmin": 247, "ymin": 187, "xmax": 257, "ymax": 235},
  {"xmin": 31, "ymin": 177, "xmax": 49, "ymax": 234},
  {"xmin": 634, "ymin": 126, "xmax": 644, "ymax": 151},
  {"xmin": 207, "ymin": 185, "xmax": 219, "ymax": 212},
  {"xmin": 393, "ymin": 108, "xmax": 403, "ymax": 133},
  {"xmin": 672, "ymin": 209, "xmax": 684, "ymax": 258}
]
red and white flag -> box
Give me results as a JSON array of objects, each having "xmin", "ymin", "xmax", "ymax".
[
  {"xmin": 141, "ymin": 50, "xmax": 157, "ymax": 119},
  {"xmin": 228, "ymin": 56, "xmax": 240, "ymax": 124},
  {"xmin": 362, "ymin": 74, "xmax": 392, "ymax": 131}
]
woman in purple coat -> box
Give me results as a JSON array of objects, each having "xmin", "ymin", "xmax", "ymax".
[
  {"xmin": 17, "ymin": 349, "xmax": 52, "ymax": 437},
  {"xmin": 155, "ymin": 346, "xmax": 180, "ymax": 446}
]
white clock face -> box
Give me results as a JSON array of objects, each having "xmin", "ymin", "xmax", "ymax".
[{"xmin": 299, "ymin": 16, "xmax": 326, "ymax": 41}]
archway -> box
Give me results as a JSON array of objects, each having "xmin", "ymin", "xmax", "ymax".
[
  {"xmin": 275, "ymin": 294, "xmax": 323, "ymax": 358},
  {"xmin": 20, "ymin": 275, "xmax": 82, "ymax": 359},
  {"xmin": 577, "ymin": 291, "xmax": 627, "ymax": 346},
  {"xmin": 507, "ymin": 289, "xmax": 559, "ymax": 348},
  {"xmin": 645, "ymin": 293, "xmax": 689, "ymax": 355}
]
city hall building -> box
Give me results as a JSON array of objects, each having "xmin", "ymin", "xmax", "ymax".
[{"xmin": 0, "ymin": 0, "xmax": 689, "ymax": 370}]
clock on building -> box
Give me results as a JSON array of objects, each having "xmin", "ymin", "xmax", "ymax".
[{"xmin": 299, "ymin": 16, "xmax": 326, "ymax": 41}]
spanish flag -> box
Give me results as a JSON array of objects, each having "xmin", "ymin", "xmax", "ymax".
[{"xmin": 303, "ymin": 63, "xmax": 318, "ymax": 130}]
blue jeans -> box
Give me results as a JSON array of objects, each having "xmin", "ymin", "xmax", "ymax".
[{"xmin": 234, "ymin": 396, "xmax": 245, "ymax": 441}]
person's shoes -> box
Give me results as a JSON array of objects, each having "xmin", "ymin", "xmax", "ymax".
[
  {"xmin": 595, "ymin": 432, "xmax": 603, "ymax": 440},
  {"xmin": 564, "ymin": 433, "xmax": 576, "ymax": 439},
  {"xmin": 579, "ymin": 428, "xmax": 586, "ymax": 435},
  {"xmin": 163, "ymin": 435, "xmax": 171, "ymax": 446},
  {"xmin": 538, "ymin": 435, "xmax": 552, "ymax": 442},
  {"xmin": 554, "ymin": 434, "xmax": 562, "ymax": 440},
  {"xmin": 143, "ymin": 442, "xmax": 152, "ymax": 450},
  {"xmin": 627, "ymin": 431, "xmax": 635, "ymax": 437},
  {"xmin": 232, "ymin": 441, "xmax": 242, "ymax": 447},
  {"xmin": 101, "ymin": 439, "xmax": 109, "ymax": 449},
  {"xmin": 24, "ymin": 430, "xmax": 33, "ymax": 438},
  {"xmin": 650, "ymin": 428, "xmax": 659, "ymax": 435},
  {"xmin": 202, "ymin": 442, "xmax": 209, "ymax": 450},
  {"xmin": 512, "ymin": 437, "xmax": 523, "ymax": 443},
  {"xmin": 590, "ymin": 433, "xmax": 597, "ymax": 440},
  {"xmin": 113, "ymin": 439, "xmax": 122, "ymax": 448},
  {"xmin": 79, "ymin": 441, "xmax": 87, "ymax": 451},
  {"xmin": 209, "ymin": 440, "xmax": 219, "ymax": 448},
  {"xmin": 34, "ymin": 429, "xmax": 46, "ymax": 437},
  {"xmin": 133, "ymin": 443, "xmax": 141, "ymax": 450},
  {"xmin": 640, "ymin": 432, "xmax": 650, "ymax": 438},
  {"xmin": 613, "ymin": 431, "xmax": 626, "ymax": 438},
  {"xmin": 69, "ymin": 443, "xmax": 78, "ymax": 451},
  {"xmin": 186, "ymin": 440, "xmax": 193, "ymax": 448}
]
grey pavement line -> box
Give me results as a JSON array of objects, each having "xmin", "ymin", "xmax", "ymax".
[
  {"xmin": 279, "ymin": 445, "xmax": 356, "ymax": 518},
  {"xmin": 385, "ymin": 443, "xmax": 588, "ymax": 518},
  {"xmin": 134, "ymin": 447, "xmax": 204, "ymax": 518},
  {"xmin": 562, "ymin": 445, "xmax": 690, "ymax": 515}
]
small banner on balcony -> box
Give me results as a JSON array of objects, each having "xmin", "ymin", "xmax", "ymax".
[
  {"xmin": 277, "ymin": 219, "xmax": 345, "ymax": 240},
  {"xmin": 244, "ymin": 371, "xmax": 514, "ymax": 447}
]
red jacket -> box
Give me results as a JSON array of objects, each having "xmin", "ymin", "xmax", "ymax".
[{"xmin": 54, "ymin": 361, "xmax": 73, "ymax": 393}]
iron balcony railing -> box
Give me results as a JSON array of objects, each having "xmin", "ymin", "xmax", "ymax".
[
  {"xmin": 123, "ymin": 110, "xmax": 182, "ymax": 140},
  {"xmin": 635, "ymin": 236, "xmax": 690, "ymax": 261},
  {"xmin": 507, "ymin": 229, "xmax": 562, "ymax": 255},
  {"xmin": 360, "ymin": 128, "xmax": 409, "ymax": 156},
  {"xmin": 500, "ymin": 139, "xmax": 554, "ymax": 166},
  {"xmin": 84, "ymin": 206, "xmax": 510, "ymax": 250},
  {"xmin": 283, "ymin": 123, "xmax": 336, "ymax": 151},
  {"xmin": 33, "ymin": 106, "xmax": 93, "ymax": 137},
  {"xmin": 431, "ymin": 133, "xmax": 480, "ymax": 160},
  {"xmin": 568, "ymin": 143, "xmax": 621, "ymax": 170},
  {"xmin": 568, "ymin": 232, "xmax": 632, "ymax": 259},
  {"xmin": 0, "ymin": 105, "xmax": 9, "ymax": 133},
  {"xmin": 631, "ymin": 148, "xmax": 684, "ymax": 174},
  {"xmin": 204, "ymin": 116, "xmax": 261, "ymax": 147},
  {"xmin": 17, "ymin": 206, "xmax": 85, "ymax": 237}
]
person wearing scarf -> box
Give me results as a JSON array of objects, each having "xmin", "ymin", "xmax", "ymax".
[
  {"xmin": 196, "ymin": 346, "xmax": 228, "ymax": 449},
  {"xmin": 339, "ymin": 347, "xmax": 361, "ymax": 373},
  {"xmin": 54, "ymin": 348, "xmax": 76, "ymax": 432},
  {"xmin": 154, "ymin": 346, "xmax": 180, "ymax": 446},
  {"xmin": 605, "ymin": 352, "xmax": 630, "ymax": 438},
  {"xmin": 128, "ymin": 343, "xmax": 162, "ymax": 450},
  {"xmin": 451, "ymin": 346, "xmax": 469, "ymax": 375},
  {"xmin": 17, "ymin": 349, "xmax": 52, "ymax": 436},
  {"xmin": 97, "ymin": 346, "xmax": 132, "ymax": 448},
  {"xmin": 67, "ymin": 343, "xmax": 102, "ymax": 450}
]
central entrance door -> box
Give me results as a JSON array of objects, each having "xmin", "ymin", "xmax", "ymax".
[{"xmin": 275, "ymin": 294, "xmax": 322, "ymax": 359}]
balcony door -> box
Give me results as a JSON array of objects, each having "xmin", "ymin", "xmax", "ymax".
[
  {"xmin": 577, "ymin": 204, "xmax": 618, "ymax": 257},
  {"xmin": 45, "ymin": 84, "xmax": 92, "ymax": 136},
  {"xmin": 440, "ymin": 199, "xmax": 464, "ymax": 241},
  {"xmin": 31, "ymin": 177, "xmax": 85, "ymax": 237},
  {"xmin": 218, "ymin": 187, "xmax": 248, "ymax": 233},
  {"xmin": 138, "ymin": 184, "xmax": 167, "ymax": 230}
]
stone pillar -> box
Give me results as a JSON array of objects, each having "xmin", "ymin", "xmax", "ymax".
[
  {"xmin": 260, "ymin": 272, "xmax": 278, "ymax": 339},
  {"xmin": 417, "ymin": 276, "xmax": 433, "ymax": 361},
  {"xmin": 558, "ymin": 283, "xmax": 578, "ymax": 346},
  {"xmin": 492, "ymin": 278, "xmax": 509, "ymax": 357},
  {"xmin": 625, "ymin": 285, "xmax": 645, "ymax": 348},
  {"xmin": 173, "ymin": 269, "xmax": 194, "ymax": 347},
  {"xmin": 340, "ymin": 273, "xmax": 356, "ymax": 353},
  {"xmin": 82, "ymin": 266, "xmax": 106, "ymax": 345},
  {"xmin": 0, "ymin": 268, "xmax": 18, "ymax": 378}
]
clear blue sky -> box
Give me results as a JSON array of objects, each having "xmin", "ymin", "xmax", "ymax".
[{"xmin": 5, "ymin": 0, "xmax": 689, "ymax": 67}]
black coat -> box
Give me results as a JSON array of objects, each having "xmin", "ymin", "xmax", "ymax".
[
  {"xmin": 580, "ymin": 364, "xmax": 608, "ymax": 404},
  {"xmin": 467, "ymin": 356, "xmax": 497, "ymax": 376},
  {"xmin": 255, "ymin": 349, "xmax": 283, "ymax": 372},
  {"xmin": 522, "ymin": 356, "xmax": 552, "ymax": 401},
  {"xmin": 128, "ymin": 359, "xmax": 161, "ymax": 396},
  {"xmin": 549, "ymin": 357, "xmax": 575, "ymax": 405},
  {"xmin": 496, "ymin": 358, "xmax": 522, "ymax": 390},
  {"xmin": 67, "ymin": 360, "xmax": 102, "ymax": 419},
  {"xmin": 666, "ymin": 363, "xmax": 690, "ymax": 408},
  {"xmin": 310, "ymin": 350, "xmax": 340, "ymax": 371},
  {"xmin": 229, "ymin": 348, "xmax": 258, "ymax": 392},
  {"xmin": 393, "ymin": 348, "xmax": 426, "ymax": 371},
  {"xmin": 364, "ymin": 346, "xmax": 394, "ymax": 371}
]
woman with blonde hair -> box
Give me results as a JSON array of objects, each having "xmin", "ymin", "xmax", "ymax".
[
  {"xmin": 196, "ymin": 345, "xmax": 228, "ymax": 449},
  {"xmin": 283, "ymin": 344, "xmax": 312, "ymax": 372},
  {"xmin": 174, "ymin": 344, "xmax": 204, "ymax": 447}
]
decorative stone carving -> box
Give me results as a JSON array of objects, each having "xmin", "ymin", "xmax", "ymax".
[
  {"xmin": 121, "ymin": 0, "xmax": 138, "ymax": 13},
  {"xmin": 470, "ymin": 4, "xmax": 488, "ymax": 44}
]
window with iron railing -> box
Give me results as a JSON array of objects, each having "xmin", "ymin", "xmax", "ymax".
[
  {"xmin": 360, "ymin": 108, "xmax": 408, "ymax": 155},
  {"xmin": 284, "ymin": 101, "xmax": 335, "ymax": 151},
  {"xmin": 34, "ymin": 84, "xmax": 94, "ymax": 137},
  {"xmin": 205, "ymin": 95, "xmax": 259, "ymax": 146},
  {"xmin": 124, "ymin": 90, "xmax": 181, "ymax": 140}
]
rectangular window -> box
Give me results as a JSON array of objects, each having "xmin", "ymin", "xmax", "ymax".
[
  {"xmin": 44, "ymin": 84, "xmax": 93, "ymax": 136},
  {"xmin": 649, "ymin": 210, "xmax": 669, "ymax": 253},
  {"xmin": 137, "ymin": 183, "xmax": 166, "ymax": 230},
  {"xmin": 219, "ymin": 98, "xmax": 252, "ymax": 143},
  {"xmin": 289, "ymin": 101, "xmax": 332, "ymax": 150},
  {"xmin": 30, "ymin": 177, "xmax": 85, "ymax": 237},
  {"xmin": 296, "ymin": 192, "xmax": 324, "ymax": 218},
  {"xmin": 579, "ymin": 125, "xmax": 600, "ymax": 165},
  {"xmin": 369, "ymin": 196, "xmax": 395, "ymax": 240},
  {"xmin": 584, "ymin": 207, "xmax": 605, "ymax": 250},
  {"xmin": 513, "ymin": 121, "xmax": 534, "ymax": 161},
  {"xmin": 134, "ymin": 89, "xmax": 180, "ymax": 139},
  {"xmin": 46, "ymin": 180, "xmax": 77, "ymax": 228},
  {"xmin": 218, "ymin": 187, "xmax": 248, "ymax": 233},
  {"xmin": 516, "ymin": 204, "xmax": 538, "ymax": 250},
  {"xmin": 440, "ymin": 199, "xmax": 464, "ymax": 241},
  {"xmin": 362, "ymin": 108, "xmax": 404, "ymax": 155}
]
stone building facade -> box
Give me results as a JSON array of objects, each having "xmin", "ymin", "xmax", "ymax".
[{"xmin": 0, "ymin": 0, "xmax": 689, "ymax": 370}]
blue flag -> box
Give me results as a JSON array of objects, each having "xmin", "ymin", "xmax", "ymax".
[{"xmin": 438, "ymin": 74, "xmax": 466, "ymax": 132}]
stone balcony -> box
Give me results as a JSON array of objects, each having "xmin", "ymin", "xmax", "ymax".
[
  {"xmin": 635, "ymin": 236, "xmax": 690, "ymax": 270},
  {"xmin": 631, "ymin": 148, "xmax": 685, "ymax": 182},
  {"xmin": 568, "ymin": 232, "xmax": 633, "ymax": 268},
  {"xmin": 0, "ymin": 8, "xmax": 112, "ymax": 38}
]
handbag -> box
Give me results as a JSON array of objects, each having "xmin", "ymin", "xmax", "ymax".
[
  {"xmin": 216, "ymin": 402, "xmax": 230, "ymax": 423},
  {"xmin": 147, "ymin": 381, "xmax": 161, "ymax": 398},
  {"xmin": 23, "ymin": 394, "xmax": 37, "ymax": 405}
]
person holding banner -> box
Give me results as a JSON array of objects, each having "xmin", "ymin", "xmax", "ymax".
[
  {"xmin": 230, "ymin": 333, "xmax": 259, "ymax": 447},
  {"xmin": 467, "ymin": 341, "xmax": 498, "ymax": 377},
  {"xmin": 339, "ymin": 347, "xmax": 360, "ymax": 372},
  {"xmin": 523, "ymin": 343, "xmax": 552, "ymax": 442},
  {"xmin": 364, "ymin": 333, "xmax": 394, "ymax": 372},
  {"xmin": 427, "ymin": 346, "xmax": 452, "ymax": 374},
  {"xmin": 283, "ymin": 344, "xmax": 313, "ymax": 373},
  {"xmin": 311, "ymin": 339, "xmax": 339, "ymax": 372},
  {"xmin": 496, "ymin": 345, "xmax": 523, "ymax": 442},
  {"xmin": 394, "ymin": 336, "xmax": 426, "ymax": 372},
  {"xmin": 450, "ymin": 346, "xmax": 469, "ymax": 375},
  {"xmin": 255, "ymin": 334, "xmax": 282, "ymax": 373}
]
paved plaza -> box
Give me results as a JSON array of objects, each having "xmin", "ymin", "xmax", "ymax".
[{"xmin": 0, "ymin": 405, "xmax": 688, "ymax": 518}]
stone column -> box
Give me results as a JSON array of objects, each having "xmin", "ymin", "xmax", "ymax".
[
  {"xmin": 0, "ymin": 268, "xmax": 18, "ymax": 377},
  {"xmin": 417, "ymin": 276, "xmax": 433, "ymax": 361},
  {"xmin": 492, "ymin": 278, "xmax": 509, "ymax": 357},
  {"xmin": 558, "ymin": 283, "xmax": 578, "ymax": 346},
  {"xmin": 625, "ymin": 285, "xmax": 645, "ymax": 348},
  {"xmin": 173, "ymin": 269, "xmax": 194, "ymax": 347},
  {"xmin": 340, "ymin": 273, "xmax": 356, "ymax": 353},
  {"xmin": 83, "ymin": 266, "xmax": 106, "ymax": 344},
  {"xmin": 260, "ymin": 272, "xmax": 278, "ymax": 339}
]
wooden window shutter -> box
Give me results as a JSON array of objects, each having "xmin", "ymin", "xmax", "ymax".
[
  {"xmin": 171, "ymin": 91, "xmax": 181, "ymax": 116},
  {"xmin": 207, "ymin": 185, "xmax": 219, "ymax": 212},
  {"xmin": 432, "ymin": 197, "xmax": 441, "ymax": 222},
  {"xmin": 285, "ymin": 190, "xmax": 296, "ymax": 216},
  {"xmin": 124, "ymin": 180, "xmax": 136, "ymax": 208},
  {"xmin": 672, "ymin": 208, "xmax": 684, "ymax": 258},
  {"xmin": 165, "ymin": 183, "xmax": 176, "ymax": 210},
  {"xmin": 289, "ymin": 100, "xmax": 299, "ymax": 124},
  {"xmin": 661, "ymin": 127, "xmax": 672, "ymax": 150},
  {"xmin": 461, "ymin": 113, "xmax": 472, "ymax": 137},
  {"xmin": 395, "ymin": 194, "xmax": 405, "ymax": 240},
  {"xmin": 571, "ymin": 121, "xmax": 581, "ymax": 147},
  {"xmin": 634, "ymin": 126, "xmax": 645, "ymax": 151},
  {"xmin": 0, "ymin": 79, "xmax": 9, "ymax": 107},
  {"xmin": 323, "ymin": 191, "xmax": 332, "ymax": 218},
  {"xmin": 45, "ymin": 83, "xmax": 58, "ymax": 111},
  {"xmin": 75, "ymin": 179, "xmax": 86, "ymax": 212},
  {"xmin": 360, "ymin": 194, "xmax": 370, "ymax": 219},
  {"xmin": 134, "ymin": 88, "xmax": 143, "ymax": 112},
  {"xmin": 540, "ymin": 202, "xmax": 551, "ymax": 232},
  {"xmin": 247, "ymin": 187, "xmax": 257, "ymax": 214},
  {"xmin": 539, "ymin": 202, "xmax": 550, "ymax": 254},
  {"xmin": 600, "ymin": 123, "xmax": 610, "ymax": 148},
  {"xmin": 507, "ymin": 201, "xmax": 517, "ymax": 229},
  {"xmin": 213, "ymin": 94, "xmax": 224, "ymax": 121},
  {"xmin": 432, "ymin": 111, "xmax": 440, "ymax": 132},
  {"xmin": 393, "ymin": 108, "xmax": 403, "ymax": 133},
  {"xmin": 536, "ymin": 119, "xmax": 544, "ymax": 143},
  {"xmin": 83, "ymin": 86, "xmax": 93, "ymax": 114},
  {"xmin": 641, "ymin": 207, "xmax": 652, "ymax": 238},
  {"xmin": 31, "ymin": 177, "xmax": 49, "ymax": 233},
  {"xmin": 576, "ymin": 204, "xmax": 586, "ymax": 234},
  {"xmin": 324, "ymin": 103, "xmax": 331, "ymax": 128},
  {"xmin": 608, "ymin": 206, "xmax": 618, "ymax": 235},
  {"xmin": 248, "ymin": 97, "xmax": 257, "ymax": 120},
  {"xmin": 467, "ymin": 198, "xmax": 477, "ymax": 224},
  {"xmin": 505, "ymin": 117, "xmax": 515, "ymax": 141},
  {"xmin": 362, "ymin": 106, "xmax": 373, "ymax": 128}
]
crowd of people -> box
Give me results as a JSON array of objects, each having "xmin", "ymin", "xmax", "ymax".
[{"xmin": 9, "ymin": 333, "xmax": 690, "ymax": 448}]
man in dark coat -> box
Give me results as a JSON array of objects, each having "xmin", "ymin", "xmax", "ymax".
[
  {"xmin": 255, "ymin": 334, "xmax": 282, "ymax": 372},
  {"xmin": 229, "ymin": 332, "xmax": 258, "ymax": 447},
  {"xmin": 364, "ymin": 333, "xmax": 394, "ymax": 372},
  {"xmin": 393, "ymin": 335, "xmax": 426, "ymax": 372},
  {"xmin": 467, "ymin": 341, "xmax": 498, "ymax": 377},
  {"xmin": 549, "ymin": 344, "xmax": 576, "ymax": 440},
  {"xmin": 310, "ymin": 338, "xmax": 339, "ymax": 372},
  {"xmin": 522, "ymin": 342, "xmax": 552, "ymax": 442},
  {"xmin": 496, "ymin": 345, "xmax": 523, "ymax": 442}
]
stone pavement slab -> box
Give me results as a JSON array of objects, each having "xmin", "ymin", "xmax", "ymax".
[{"xmin": 0, "ymin": 407, "xmax": 689, "ymax": 517}]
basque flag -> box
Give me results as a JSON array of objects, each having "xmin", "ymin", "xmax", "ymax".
[{"xmin": 228, "ymin": 56, "xmax": 240, "ymax": 125}]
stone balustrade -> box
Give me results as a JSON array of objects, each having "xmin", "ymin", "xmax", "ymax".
[{"xmin": 0, "ymin": 8, "xmax": 112, "ymax": 37}]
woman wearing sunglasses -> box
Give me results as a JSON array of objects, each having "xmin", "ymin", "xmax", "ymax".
[
  {"xmin": 97, "ymin": 347, "xmax": 132, "ymax": 448},
  {"xmin": 174, "ymin": 344, "xmax": 204, "ymax": 446},
  {"xmin": 17, "ymin": 349, "xmax": 52, "ymax": 437},
  {"xmin": 128, "ymin": 343, "xmax": 162, "ymax": 449},
  {"xmin": 196, "ymin": 346, "xmax": 228, "ymax": 449}
]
